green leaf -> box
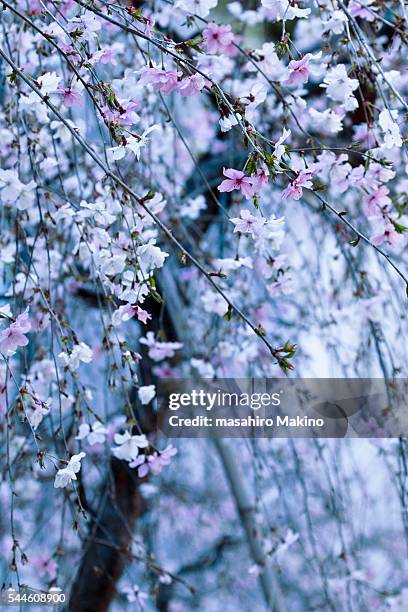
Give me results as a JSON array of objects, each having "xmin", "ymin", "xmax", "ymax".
[
  {"xmin": 223, "ymin": 305, "xmax": 233, "ymax": 321},
  {"xmin": 142, "ymin": 190, "xmax": 155, "ymax": 201},
  {"xmin": 150, "ymin": 289, "xmax": 163, "ymax": 304},
  {"xmin": 392, "ymin": 221, "xmax": 408, "ymax": 234}
]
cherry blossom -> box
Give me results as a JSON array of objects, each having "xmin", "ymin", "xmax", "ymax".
[
  {"xmin": 378, "ymin": 110, "xmax": 402, "ymax": 149},
  {"xmin": 248, "ymin": 43, "xmax": 286, "ymax": 80},
  {"xmin": 0, "ymin": 170, "xmax": 37, "ymax": 210},
  {"xmin": 309, "ymin": 108, "xmax": 343, "ymax": 135},
  {"xmin": 54, "ymin": 453, "xmax": 86, "ymax": 488},
  {"xmin": 122, "ymin": 585, "xmax": 149, "ymax": 606},
  {"xmin": 111, "ymin": 432, "xmax": 149, "ymax": 462},
  {"xmin": 91, "ymin": 46, "xmax": 121, "ymax": 66},
  {"xmin": 320, "ymin": 64, "xmax": 359, "ymax": 110},
  {"xmin": 176, "ymin": 0, "xmax": 218, "ymax": 18},
  {"xmin": 255, "ymin": 216, "xmax": 286, "ymax": 253},
  {"xmin": 112, "ymin": 304, "xmax": 151, "ymax": 327},
  {"xmin": 227, "ymin": 1, "xmax": 262, "ymax": 25},
  {"xmin": 139, "ymin": 332, "xmax": 183, "ymax": 362},
  {"xmin": 37, "ymin": 72, "xmax": 61, "ymax": 95},
  {"xmin": 273, "ymin": 128, "xmax": 291, "ymax": 160},
  {"xmin": 75, "ymin": 422, "xmax": 108, "ymax": 446},
  {"xmin": 57, "ymin": 87, "xmax": 83, "ymax": 108},
  {"xmin": 251, "ymin": 168, "xmax": 270, "ymax": 192},
  {"xmin": 202, "ymin": 23, "xmax": 235, "ymax": 55},
  {"xmin": 179, "ymin": 195, "xmax": 207, "ymax": 219},
  {"xmin": 177, "ymin": 75, "xmax": 206, "ymax": 96},
  {"xmin": 27, "ymin": 399, "xmax": 50, "ymax": 430},
  {"xmin": 0, "ymin": 309, "xmax": 31, "ymax": 357},
  {"xmin": 219, "ymin": 113, "xmax": 240, "ymax": 132},
  {"xmin": 363, "ymin": 187, "xmax": 392, "ymax": 218},
  {"xmin": 201, "ymin": 290, "xmax": 229, "ymax": 316},
  {"xmin": 137, "ymin": 242, "xmax": 169, "ymax": 275},
  {"xmin": 58, "ymin": 342, "xmax": 93, "ymax": 371},
  {"xmin": 108, "ymin": 125, "xmax": 160, "ymax": 161},
  {"xmin": 130, "ymin": 445, "xmax": 178, "ymax": 478},
  {"xmin": 262, "ymin": 0, "xmax": 311, "ymax": 21},
  {"xmin": 349, "ymin": 0, "xmax": 377, "ymax": 21},
  {"xmin": 230, "ymin": 210, "xmax": 266, "ymax": 237},
  {"xmin": 138, "ymin": 385, "xmax": 156, "ymax": 405},
  {"xmin": 274, "ymin": 529, "xmax": 300, "ymax": 562},
  {"xmin": 31, "ymin": 555, "xmax": 57, "ymax": 580},
  {"xmin": 139, "ymin": 67, "xmax": 182, "ymax": 94},
  {"xmin": 371, "ymin": 223, "xmax": 404, "ymax": 247},
  {"xmin": 242, "ymin": 82, "xmax": 267, "ymax": 121},
  {"xmin": 322, "ymin": 10, "xmax": 348, "ymax": 34},
  {"xmin": 285, "ymin": 52, "xmax": 321, "ymax": 87},
  {"xmin": 218, "ymin": 168, "xmax": 255, "ymax": 200},
  {"xmin": 281, "ymin": 170, "xmax": 314, "ymax": 201}
]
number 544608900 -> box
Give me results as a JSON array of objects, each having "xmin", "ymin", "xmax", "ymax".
[{"xmin": 3, "ymin": 588, "xmax": 66, "ymax": 605}]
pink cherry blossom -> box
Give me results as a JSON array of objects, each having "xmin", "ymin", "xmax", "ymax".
[
  {"xmin": 281, "ymin": 170, "xmax": 313, "ymax": 201},
  {"xmin": 230, "ymin": 209, "xmax": 266, "ymax": 237},
  {"xmin": 363, "ymin": 186, "xmax": 392, "ymax": 218},
  {"xmin": 29, "ymin": 0, "xmax": 42, "ymax": 14},
  {"xmin": 139, "ymin": 332, "xmax": 183, "ymax": 361},
  {"xmin": 352, "ymin": 124, "xmax": 377, "ymax": 149},
  {"xmin": 134, "ymin": 306, "xmax": 151, "ymax": 324},
  {"xmin": 202, "ymin": 23, "xmax": 235, "ymax": 55},
  {"xmin": 31, "ymin": 554, "xmax": 58, "ymax": 580},
  {"xmin": 218, "ymin": 168, "xmax": 255, "ymax": 199},
  {"xmin": 177, "ymin": 74, "xmax": 206, "ymax": 96},
  {"xmin": 285, "ymin": 56, "xmax": 311, "ymax": 86},
  {"xmin": 112, "ymin": 304, "xmax": 151, "ymax": 326},
  {"xmin": 331, "ymin": 161, "xmax": 352, "ymax": 194},
  {"xmin": 0, "ymin": 308, "xmax": 31, "ymax": 356},
  {"xmin": 285, "ymin": 52, "xmax": 321, "ymax": 86},
  {"xmin": 103, "ymin": 100, "xmax": 139, "ymax": 127},
  {"xmin": 371, "ymin": 223, "xmax": 404, "ymax": 247},
  {"xmin": 139, "ymin": 67, "xmax": 182, "ymax": 94},
  {"xmin": 57, "ymin": 87, "xmax": 83, "ymax": 108},
  {"xmin": 348, "ymin": 165, "xmax": 366, "ymax": 188},
  {"xmin": 130, "ymin": 445, "xmax": 178, "ymax": 477},
  {"xmin": 251, "ymin": 167, "xmax": 269, "ymax": 192},
  {"xmin": 365, "ymin": 162, "xmax": 395, "ymax": 188},
  {"xmin": 349, "ymin": 0, "xmax": 377, "ymax": 22},
  {"xmin": 92, "ymin": 47, "xmax": 118, "ymax": 65}
]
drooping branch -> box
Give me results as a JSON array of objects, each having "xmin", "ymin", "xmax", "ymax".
[
  {"xmin": 214, "ymin": 439, "xmax": 286, "ymax": 612},
  {"xmin": 159, "ymin": 264, "xmax": 287, "ymax": 611}
]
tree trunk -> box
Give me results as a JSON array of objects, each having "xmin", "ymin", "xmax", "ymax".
[{"xmin": 69, "ymin": 458, "xmax": 145, "ymax": 612}]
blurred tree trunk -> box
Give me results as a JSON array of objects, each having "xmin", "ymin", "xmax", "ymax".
[{"xmin": 69, "ymin": 459, "xmax": 145, "ymax": 612}]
